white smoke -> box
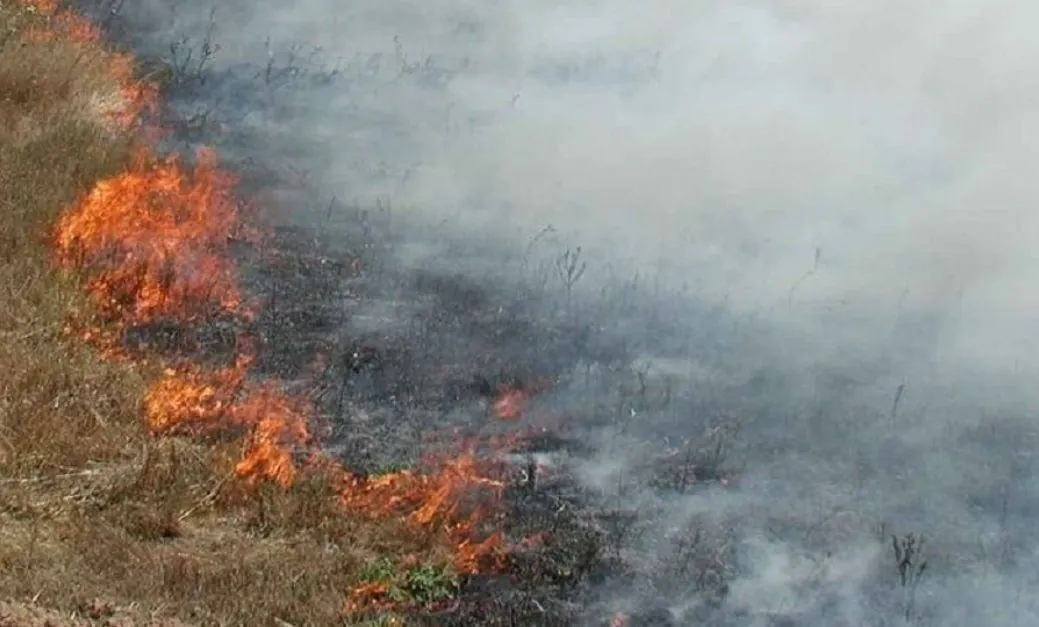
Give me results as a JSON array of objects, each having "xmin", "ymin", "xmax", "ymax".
[{"xmin": 95, "ymin": 0, "xmax": 1039, "ymax": 623}]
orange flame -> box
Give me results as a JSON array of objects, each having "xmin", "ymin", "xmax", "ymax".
[
  {"xmin": 15, "ymin": 0, "xmax": 59, "ymax": 16},
  {"xmin": 22, "ymin": 11, "xmax": 101, "ymax": 43},
  {"xmin": 231, "ymin": 382, "xmax": 312, "ymax": 488},
  {"xmin": 144, "ymin": 363, "xmax": 248, "ymax": 434},
  {"xmin": 54, "ymin": 148, "xmax": 259, "ymax": 326},
  {"xmin": 345, "ymin": 582, "xmax": 394, "ymax": 614},
  {"xmin": 329, "ymin": 446, "xmax": 508, "ymax": 573},
  {"xmin": 62, "ymin": 143, "xmax": 514, "ymax": 568},
  {"xmin": 493, "ymin": 386, "xmax": 529, "ymax": 420},
  {"xmin": 492, "ymin": 378, "xmax": 554, "ymax": 421},
  {"xmin": 144, "ymin": 349, "xmax": 312, "ymax": 489},
  {"xmin": 41, "ymin": 2, "xmax": 523, "ymax": 614},
  {"xmin": 16, "ymin": 0, "xmax": 158, "ymax": 128}
]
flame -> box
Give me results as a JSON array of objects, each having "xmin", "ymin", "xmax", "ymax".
[
  {"xmin": 62, "ymin": 144, "xmax": 514, "ymax": 571},
  {"xmin": 41, "ymin": 2, "xmax": 525, "ymax": 615},
  {"xmin": 143, "ymin": 347, "xmax": 312, "ymax": 489},
  {"xmin": 54, "ymin": 131, "xmax": 510, "ymax": 596},
  {"xmin": 22, "ymin": 10, "xmax": 101, "ymax": 44},
  {"xmin": 98, "ymin": 53, "xmax": 160, "ymax": 131},
  {"xmin": 610, "ymin": 612, "xmax": 631, "ymax": 627},
  {"xmin": 15, "ymin": 0, "xmax": 58, "ymax": 16},
  {"xmin": 344, "ymin": 582, "xmax": 394, "ymax": 614},
  {"xmin": 144, "ymin": 363, "xmax": 248, "ymax": 435},
  {"xmin": 492, "ymin": 378, "xmax": 554, "ymax": 420},
  {"xmin": 493, "ymin": 386, "xmax": 528, "ymax": 420},
  {"xmin": 231, "ymin": 381, "xmax": 313, "ymax": 488},
  {"xmin": 54, "ymin": 148, "xmax": 259, "ymax": 327},
  {"xmin": 16, "ymin": 0, "xmax": 158, "ymax": 129},
  {"xmin": 331, "ymin": 447, "xmax": 508, "ymax": 573}
]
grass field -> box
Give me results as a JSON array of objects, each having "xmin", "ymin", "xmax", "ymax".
[{"xmin": 0, "ymin": 2, "xmax": 460, "ymax": 624}]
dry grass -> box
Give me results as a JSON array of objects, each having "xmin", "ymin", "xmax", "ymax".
[{"xmin": 0, "ymin": 3, "xmax": 437, "ymax": 624}]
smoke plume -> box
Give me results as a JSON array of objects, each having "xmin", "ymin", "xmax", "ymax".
[{"xmin": 87, "ymin": 0, "xmax": 1039, "ymax": 623}]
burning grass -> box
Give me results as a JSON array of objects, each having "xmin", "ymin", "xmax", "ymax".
[
  {"xmin": 0, "ymin": 2, "xmax": 738, "ymax": 625},
  {"xmin": 0, "ymin": 1, "xmax": 504, "ymax": 623}
]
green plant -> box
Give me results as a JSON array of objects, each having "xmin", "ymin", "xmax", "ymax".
[
  {"xmin": 358, "ymin": 558, "xmax": 459, "ymax": 607},
  {"xmin": 400, "ymin": 563, "xmax": 458, "ymax": 605},
  {"xmin": 359, "ymin": 557, "xmax": 398, "ymax": 585}
]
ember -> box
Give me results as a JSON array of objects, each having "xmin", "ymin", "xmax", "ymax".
[
  {"xmin": 492, "ymin": 378, "xmax": 554, "ymax": 421},
  {"xmin": 493, "ymin": 386, "xmax": 528, "ymax": 420},
  {"xmin": 611, "ymin": 612, "xmax": 630, "ymax": 627}
]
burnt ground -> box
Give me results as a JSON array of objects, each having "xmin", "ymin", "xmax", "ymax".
[
  {"xmin": 69, "ymin": 3, "xmax": 953, "ymax": 624},
  {"xmin": 77, "ymin": 47, "xmax": 758, "ymax": 620},
  {"xmin": 106, "ymin": 196, "xmax": 747, "ymax": 624},
  {"xmin": 227, "ymin": 219, "xmax": 746, "ymax": 626}
]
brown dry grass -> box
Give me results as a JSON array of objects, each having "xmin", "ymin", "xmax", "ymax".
[{"xmin": 0, "ymin": 3, "xmax": 436, "ymax": 625}]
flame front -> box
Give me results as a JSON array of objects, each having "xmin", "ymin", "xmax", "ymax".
[
  {"xmin": 40, "ymin": 2, "xmax": 521, "ymax": 615},
  {"xmin": 64, "ymin": 145, "xmax": 514, "ymax": 585},
  {"xmin": 328, "ymin": 446, "xmax": 508, "ymax": 574}
]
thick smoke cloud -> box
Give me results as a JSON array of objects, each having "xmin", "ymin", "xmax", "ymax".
[
  {"xmin": 138, "ymin": 0, "xmax": 1039, "ymax": 375},
  {"xmin": 93, "ymin": 0, "xmax": 1039, "ymax": 624}
]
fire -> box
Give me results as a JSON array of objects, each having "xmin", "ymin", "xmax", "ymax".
[
  {"xmin": 143, "ymin": 351, "xmax": 514, "ymax": 535},
  {"xmin": 15, "ymin": 0, "xmax": 58, "ymax": 16},
  {"xmin": 54, "ymin": 134, "xmax": 511, "ymax": 591},
  {"xmin": 231, "ymin": 382, "xmax": 313, "ymax": 488},
  {"xmin": 610, "ymin": 612, "xmax": 631, "ymax": 627},
  {"xmin": 22, "ymin": 9, "xmax": 101, "ymax": 43},
  {"xmin": 42, "ymin": 2, "xmax": 524, "ymax": 616},
  {"xmin": 143, "ymin": 350, "xmax": 313, "ymax": 489},
  {"xmin": 492, "ymin": 378, "xmax": 554, "ymax": 420},
  {"xmin": 344, "ymin": 582, "xmax": 394, "ymax": 614},
  {"xmin": 144, "ymin": 363, "xmax": 248, "ymax": 435},
  {"xmin": 493, "ymin": 386, "xmax": 528, "ymax": 420},
  {"xmin": 54, "ymin": 148, "xmax": 259, "ymax": 327},
  {"xmin": 16, "ymin": 0, "xmax": 158, "ymax": 128},
  {"xmin": 98, "ymin": 53, "xmax": 160, "ymax": 130},
  {"xmin": 80, "ymin": 139, "xmax": 515, "ymax": 567},
  {"xmin": 332, "ymin": 447, "xmax": 508, "ymax": 572}
]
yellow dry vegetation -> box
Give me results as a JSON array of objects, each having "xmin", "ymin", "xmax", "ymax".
[{"xmin": 0, "ymin": 2, "xmax": 432, "ymax": 624}]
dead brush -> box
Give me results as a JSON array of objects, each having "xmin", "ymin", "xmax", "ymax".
[{"xmin": 891, "ymin": 531, "xmax": 929, "ymax": 622}]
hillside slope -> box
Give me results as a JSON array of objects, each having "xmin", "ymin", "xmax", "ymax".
[{"xmin": 0, "ymin": 2, "xmax": 449, "ymax": 625}]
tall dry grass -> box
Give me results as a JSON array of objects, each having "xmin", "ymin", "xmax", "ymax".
[{"xmin": 0, "ymin": 3, "xmax": 431, "ymax": 624}]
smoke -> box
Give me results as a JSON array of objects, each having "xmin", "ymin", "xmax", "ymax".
[
  {"xmin": 133, "ymin": 0, "xmax": 1039, "ymax": 376},
  {"xmin": 89, "ymin": 0, "xmax": 1039, "ymax": 624}
]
